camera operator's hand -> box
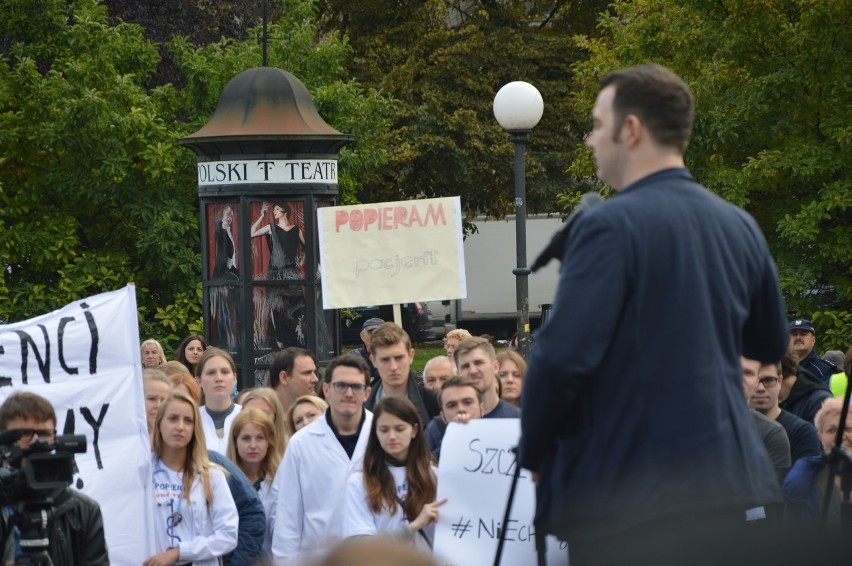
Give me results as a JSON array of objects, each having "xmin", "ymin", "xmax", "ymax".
[{"xmin": 143, "ymin": 546, "xmax": 180, "ymax": 566}]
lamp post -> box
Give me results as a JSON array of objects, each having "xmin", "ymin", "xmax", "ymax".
[{"xmin": 493, "ymin": 81, "xmax": 543, "ymax": 359}]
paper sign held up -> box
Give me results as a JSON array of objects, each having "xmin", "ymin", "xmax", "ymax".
[
  {"xmin": 317, "ymin": 197, "xmax": 466, "ymax": 309},
  {"xmin": 433, "ymin": 420, "xmax": 568, "ymax": 566}
]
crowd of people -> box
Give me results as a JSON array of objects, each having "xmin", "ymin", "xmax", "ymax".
[
  {"xmin": 2, "ymin": 316, "xmax": 533, "ymax": 565},
  {"xmin": 3, "ymin": 63, "xmax": 852, "ymax": 566},
  {"xmin": 5, "ymin": 313, "xmax": 848, "ymax": 565}
]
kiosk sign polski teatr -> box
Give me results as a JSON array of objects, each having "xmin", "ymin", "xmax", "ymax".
[{"xmin": 197, "ymin": 159, "xmax": 338, "ymax": 186}]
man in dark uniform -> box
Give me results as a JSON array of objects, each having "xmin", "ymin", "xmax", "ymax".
[
  {"xmin": 788, "ymin": 319, "xmax": 838, "ymax": 385},
  {"xmin": 349, "ymin": 317, "xmax": 383, "ymax": 385},
  {"xmin": 520, "ymin": 64, "xmax": 788, "ymax": 566}
]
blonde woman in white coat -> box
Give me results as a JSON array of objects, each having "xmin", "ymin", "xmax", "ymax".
[{"xmin": 145, "ymin": 390, "xmax": 238, "ymax": 566}]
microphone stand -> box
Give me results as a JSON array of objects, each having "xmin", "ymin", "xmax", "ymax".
[
  {"xmin": 820, "ymin": 365, "xmax": 852, "ymax": 528},
  {"xmin": 493, "ymin": 447, "xmax": 547, "ymax": 566}
]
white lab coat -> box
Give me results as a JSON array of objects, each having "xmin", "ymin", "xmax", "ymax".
[
  {"xmin": 258, "ymin": 475, "xmax": 276, "ymax": 557},
  {"xmin": 199, "ymin": 403, "xmax": 242, "ymax": 454},
  {"xmin": 271, "ymin": 410, "xmax": 373, "ymax": 564},
  {"xmin": 150, "ymin": 454, "xmax": 239, "ymax": 565}
]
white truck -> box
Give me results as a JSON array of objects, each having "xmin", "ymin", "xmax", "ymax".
[{"xmin": 428, "ymin": 213, "xmax": 565, "ymax": 340}]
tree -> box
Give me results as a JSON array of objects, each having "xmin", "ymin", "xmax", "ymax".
[
  {"xmin": 317, "ymin": 0, "xmax": 610, "ymax": 224},
  {"xmin": 169, "ymin": 0, "xmax": 395, "ymax": 205},
  {"xmin": 0, "ymin": 0, "xmax": 201, "ymax": 343},
  {"xmin": 0, "ymin": 0, "xmax": 395, "ymax": 350},
  {"xmin": 570, "ymin": 0, "xmax": 851, "ymax": 348}
]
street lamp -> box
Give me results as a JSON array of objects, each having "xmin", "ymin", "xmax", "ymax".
[{"xmin": 493, "ymin": 81, "xmax": 543, "ymax": 359}]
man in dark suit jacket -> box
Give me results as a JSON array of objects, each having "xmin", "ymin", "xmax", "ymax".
[{"xmin": 520, "ymin": 64, "xmax": 789, "ymax": 566}]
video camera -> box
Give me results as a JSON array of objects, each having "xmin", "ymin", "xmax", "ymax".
[
  {"xmin": 0, "ymin": 429, "xmax": 87, "ymax": 564},
  {"xmin": 0, "ymin": 429, "xmax": 86, "ymax": 505}
]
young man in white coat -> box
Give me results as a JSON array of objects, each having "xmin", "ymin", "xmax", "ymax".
[{"xmin": 271, "ymin": 354, "xmax": 373, "ymax": 564}]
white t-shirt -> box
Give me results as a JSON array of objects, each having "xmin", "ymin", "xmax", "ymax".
[
  {"xmin": 343, "ymin": 465, "xmax": 434, "ymax": 552},
  {"xmin": 150, "ymin": 455, "xmax": 239, "ymax": 565}
]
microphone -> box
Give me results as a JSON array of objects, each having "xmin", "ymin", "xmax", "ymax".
[{"xmin": 531, "ymin": 191, "xmax": 603, "ymax": 273}]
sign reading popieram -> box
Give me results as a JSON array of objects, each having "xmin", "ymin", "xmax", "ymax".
[{"xmin": 197, "ymin": 159, "xmax": 338, "ymax": 186}]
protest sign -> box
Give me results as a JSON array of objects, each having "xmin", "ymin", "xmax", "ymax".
[
  {"xmin": 433, "ymin": 420, "xmax": 567, "ymax": 566},
  {"xmin": 0, "ymin": 285, "xmax": 154, "ymax": 562},
  {"xmin": 317, "ymin": 196, "xmax": 466, "ymax": 308}
]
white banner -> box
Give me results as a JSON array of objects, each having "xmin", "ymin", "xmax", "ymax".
[
  {"xmin": 317, "ymin": 196, "xmax": 467, "ymax": 309},
  {"xmin": 0, "ymin": 285, "xmax": 154, "ymax": 562},
  {"xmin": 433, "ymin": 420, "xmax": 567, "ymax": 566}
]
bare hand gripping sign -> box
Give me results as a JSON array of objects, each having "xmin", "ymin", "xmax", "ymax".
[
  {"xmin": 318, "ymin": 197, "xmax": 466, "ymax": 309},
  {"xmin": 433, "ymin": 420, "xmax": 567, "ymax": 566},
  {"xmin": 0, "ymin": 286, "xmax": 155, "ymax": 562}
]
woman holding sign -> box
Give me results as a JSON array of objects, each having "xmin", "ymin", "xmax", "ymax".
[
  {"xmin": 343, "ymin": 397, "xmax": 446, "ymax": 551},
  {"xmin": 145, "ymin": 390, "xmax": 238, "ymax": 566}
]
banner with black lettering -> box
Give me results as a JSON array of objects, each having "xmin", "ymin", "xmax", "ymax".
[
  {"xmin": 0, "ymin": 285, "xmax": 154, "ymax": 562},
  {"xmin": 433, "ymin": 420, "xmax": 567, "ymax": 566}
]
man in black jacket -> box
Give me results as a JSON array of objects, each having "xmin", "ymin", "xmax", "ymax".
[
  {"xmin": 364, "ymin": 323, "xmax": 439, "ymax": 428},
  {"xmin": 780, "ymin": 353, "xmax": 833, "ymax": 426},
  {"xmin": 520, "ymin": 64, "xmax": 788, "ymax": 566},
  {"xmin": 0, "ymin": 392, "xmax": 109, "ymax": 565}
]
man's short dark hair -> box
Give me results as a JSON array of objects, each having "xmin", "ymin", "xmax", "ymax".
[
  {"xmin": 324, "ymin": 354, "xmax": 371, "ymax": 386},
  {"xmin": 269, "ymin": 347, "xmax": 314, "ymax": 388},
  {"xmin": 600, "ymin": 63, "xmax": 694, "ymax": 153},
  {"xmin": 0, "ymin": 392, "xmax": 57, "ymax": 430},
  {"xmin": 438, "ymin": 376, "xmax": 483, "ymax": 408}
]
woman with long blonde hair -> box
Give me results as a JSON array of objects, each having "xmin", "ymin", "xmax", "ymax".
[
  {"xmin": 226, "ymin": 408, "xmax": 282, "ymax": 557},
  {"xmin": 240, "ymin": 387, "xmax": 289, "ymax": 455},
  {"xmin": 145, "ymin": 390, "xmax": 238, "ymax": 566}
]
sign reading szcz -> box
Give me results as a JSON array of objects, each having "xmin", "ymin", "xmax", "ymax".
[
  {"xmin": 317, "ymin": 196, "xmax": 467, "ymax": 309},
  {"xmin": 433, "ymin": 420, "xmax": 568, "ymax": 566},
  {"xmin": 197, "ymin": 158, "xmax": 338, "ymax": 186},
  {"xmin": 0, "ymin": 286, "xmax": 154, "ymax": 563}
]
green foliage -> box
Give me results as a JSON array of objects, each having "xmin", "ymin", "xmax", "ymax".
[
  {"xmin": 0, "ymin": 0, "xmax": 395, "ymax": 352},
  {"xmin": 570, "ymin": 0, "xmax": 852, "ymax": 349},
  {"xmin": 168, "ymin": 0, "xmax": 395, "ymax": 205},
  {"xmin": 317, "ymin": 0, "xmax": 609, "ymax": 222},
  {"xmin": 0, "ymin": 0, "xmax": 198, "ymax": 342}
]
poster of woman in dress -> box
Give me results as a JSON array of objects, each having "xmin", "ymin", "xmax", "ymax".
[
  {"xmin": 206, "ymin": 202, "xmax": 240, "ymax": 355},
  {"xmin": 250, "ymin": 201, "xmax": 307, "ymax": 352}
]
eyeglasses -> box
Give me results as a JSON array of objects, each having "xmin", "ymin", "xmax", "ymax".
[
  {"xmin": 330, "ymin": 381, "xmax": 367, "ymax": 393},
  {"xmin": 13, "ymin": 428, "xmax": 57, "ymax": 443},
  {"xmin": 753, "ymin": 377, "xmax": 780, "ymax": 389}
]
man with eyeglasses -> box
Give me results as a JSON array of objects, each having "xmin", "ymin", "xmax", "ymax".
[
  {"xmin": 0, "ymin": 391, "xmax": 109, "ymax": 564},
  {"xmin": 742, "ymin": 357, "xmax": 821, "ymax": 468},
  {"xmin": 271, "ymin": 354, "xmax": 373, "ymax": 564}
]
